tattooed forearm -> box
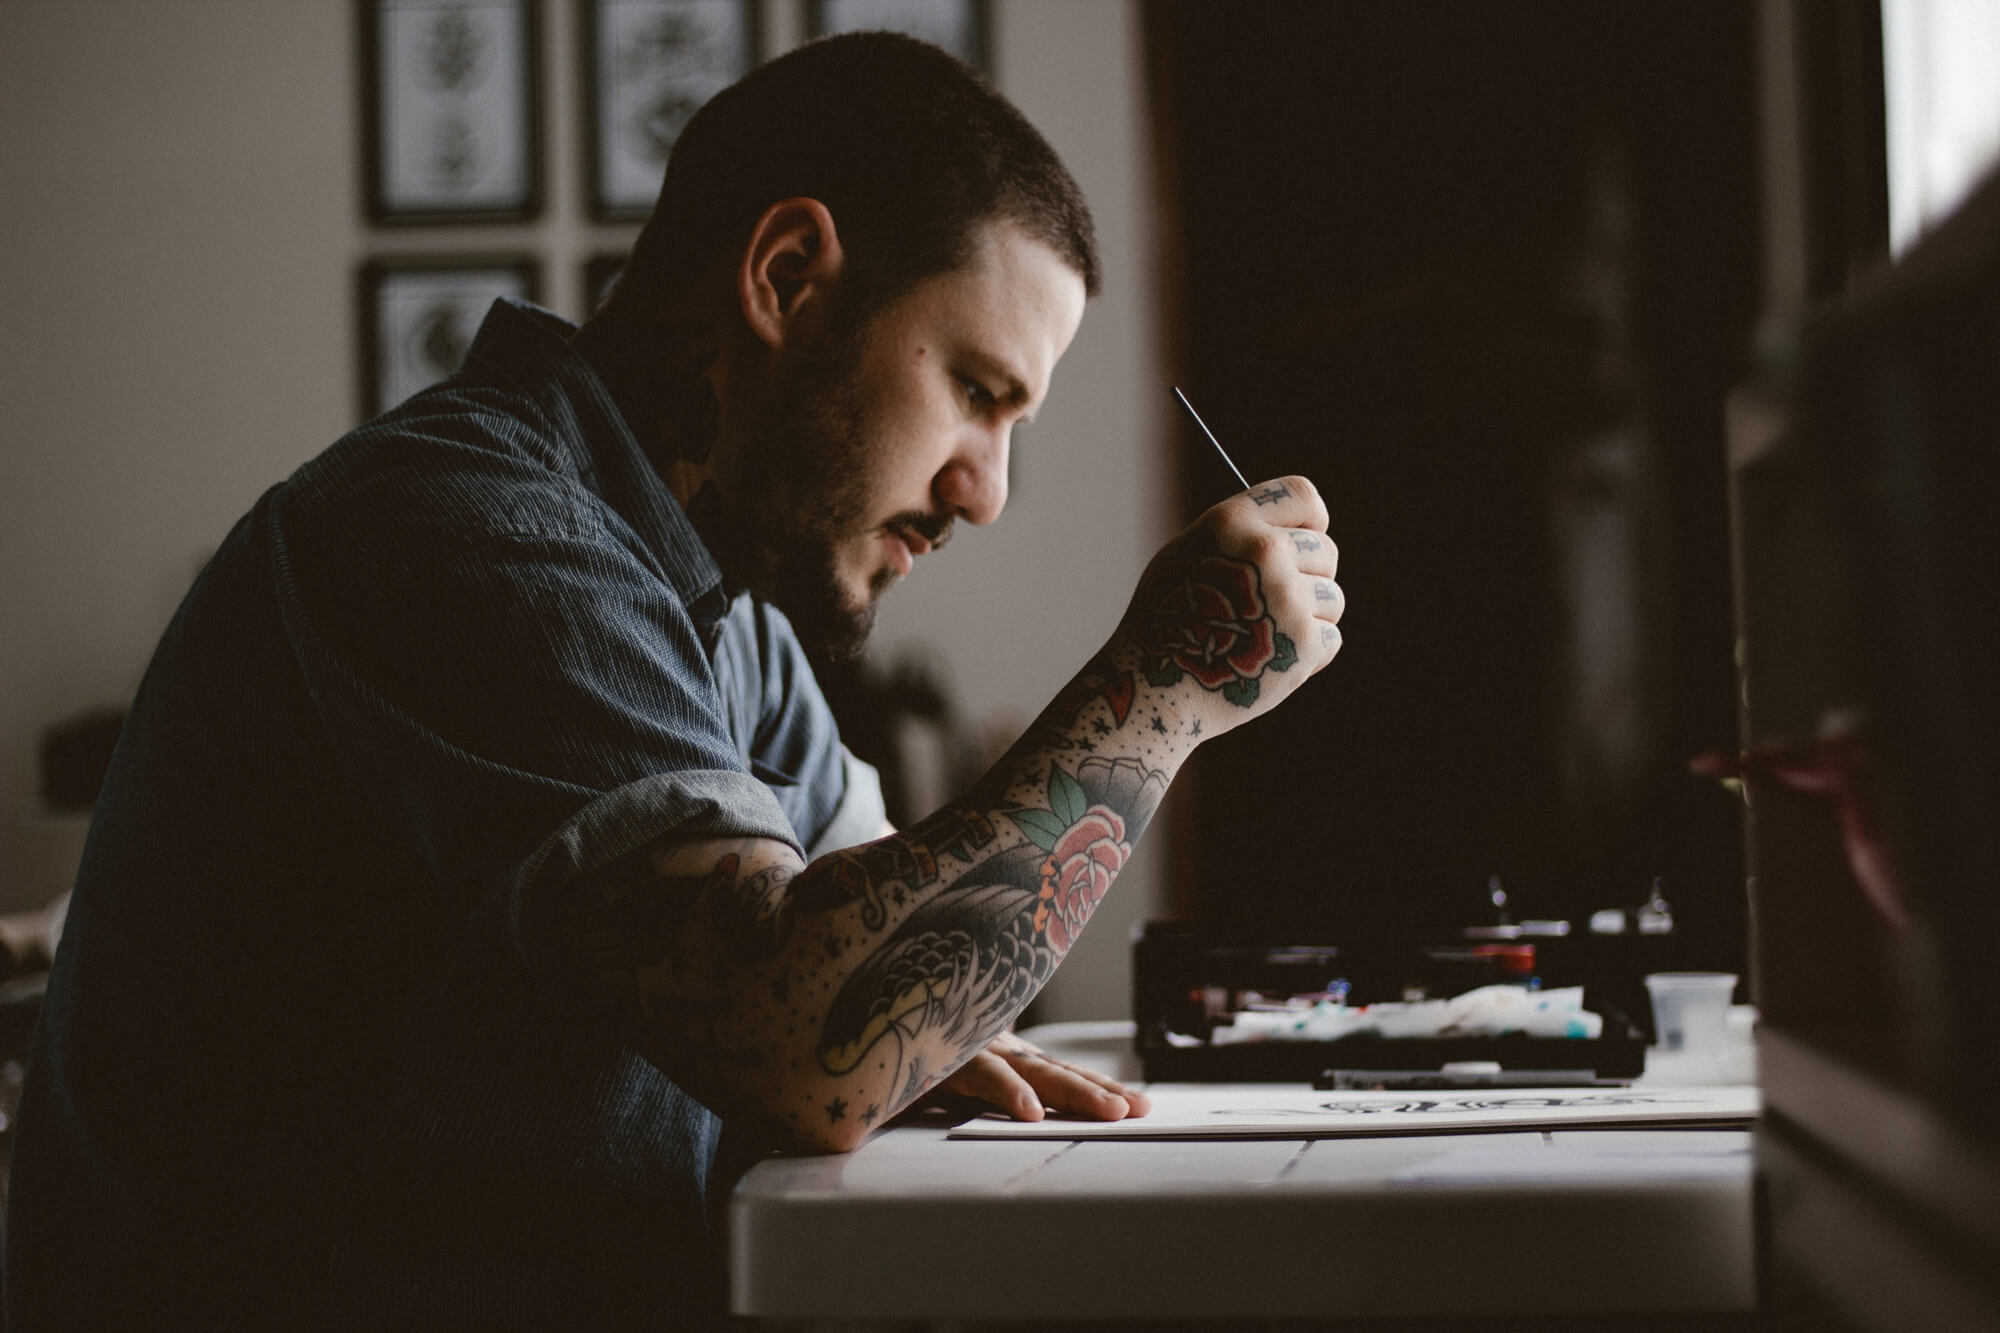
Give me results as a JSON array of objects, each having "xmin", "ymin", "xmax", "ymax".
[
  {"xmin": 566, "ymin": 611, "xmax": 1228, "ymax": 1148},
  {"xmin": 713, "ymin": 863, "xmax": 800, "ymax": 959},
  {"xmin": 802, "ymin": 802, "xmax": 1001, "ymax": 926},
  {"xmin": 565, "ymin": 740, "xmax": 1176, "ymax": 1149},
  {"xmin": 567, "ymin": 851, "xmax": 780, "ymax": 1082},
  {"xmin": 1047, "ymin": 662, "xmax": 1136, "ymax": 731},
  {"xmin": 813, "ymin": 756, "xmax": 1165, "ymax": 1091}
]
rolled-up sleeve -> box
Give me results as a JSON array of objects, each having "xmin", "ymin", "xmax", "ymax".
[{"xmin": 268, "ymin": 455, "xmax": 801, "ymax": 959}]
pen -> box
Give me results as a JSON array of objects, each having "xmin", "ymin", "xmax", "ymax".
[{"xmin": 1172, "ymin": 386, "xmax": 1251, "ymax": 492}]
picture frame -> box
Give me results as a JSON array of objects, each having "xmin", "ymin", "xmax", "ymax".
[
  {"xmin": 358, "ymin": 256, "xmax": 540, "ymax": 418},
  {"xmin": 808, "ymin": 0, "xmax": 989, "ymax": 75},
  {"xmin": 360, "ymin": 0, "xmax": 544, "ymax": 224},
  {"xmin": 584, "ymin": 0, "xmax": 760, "ymax": 221}
]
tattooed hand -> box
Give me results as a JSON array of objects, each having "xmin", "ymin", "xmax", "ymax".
[{"xmin": 1116, "ymin": 474, "xmax": 1342, "ymax": 733}]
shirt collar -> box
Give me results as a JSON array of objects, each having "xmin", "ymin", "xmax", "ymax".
[{"xmin": 462, "ymin": 299, "xmax": 732, "ymax": 640}]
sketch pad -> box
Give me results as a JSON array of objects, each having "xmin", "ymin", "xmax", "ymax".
[{"xmin": 946, "ymin": 1084, "xmax": 1760, "ymax": 1140}]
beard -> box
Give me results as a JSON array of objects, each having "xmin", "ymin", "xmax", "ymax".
[{"xmin": 689, "ymin": 307, "xmax": 950, "ymax": 668}]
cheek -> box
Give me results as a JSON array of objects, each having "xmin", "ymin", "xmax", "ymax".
[
  {"xmin": 840, "ymin": 340, "xmax": 965, "ymax": 503},
  {"xmin": 859, "ymin": 405, "xmax": 949, "ymax": 496}
]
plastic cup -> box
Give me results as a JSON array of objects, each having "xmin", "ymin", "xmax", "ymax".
[{"xmin": 1645, "ymin": 972, "xmax": 1738, "ymax": 1052}]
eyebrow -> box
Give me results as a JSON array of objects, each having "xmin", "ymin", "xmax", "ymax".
[{"xmin": 962, "ymin": 349, "xmax": 1037, "ymax": 423}]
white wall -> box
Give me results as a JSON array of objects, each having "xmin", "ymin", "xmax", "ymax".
[
  {"xmin": 0, "ymin": 0, "xmax": 1167, "ymax": 1019},
  {"xmin": 2, "ymin": 0, "xmax": 365, "ymax": 917}
]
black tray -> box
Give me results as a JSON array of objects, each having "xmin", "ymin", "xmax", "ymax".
[{"xmin": 1132, "ymin": 920, "xmax": 1648, "ymax": 1083}]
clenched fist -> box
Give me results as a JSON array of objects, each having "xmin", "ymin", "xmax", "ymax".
[{"xmin": 1116, "ymin": 475, "xmax": 1342, "ymax": 736}]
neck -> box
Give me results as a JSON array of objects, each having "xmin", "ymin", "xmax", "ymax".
[{"xmin": 573, "ymin": 308, "xmax": 722, "ymax": 509}]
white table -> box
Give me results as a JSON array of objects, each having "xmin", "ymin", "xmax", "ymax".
[{"xmin": 728, "ymin": 1022, "xmax": 1757, "ymax": 1323}]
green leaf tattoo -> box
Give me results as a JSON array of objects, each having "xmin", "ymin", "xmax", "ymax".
[
  {"xmin": 1049, "ymin": 764, "xmax": 1087, "ymax": 827},
  {"xmin": 1269, "ymin": 630, "xmax": 1298, "ymax": 673},
  {"xmin": 1010, "ymin": 806, "xmax": 1068, "ymax": 852}
]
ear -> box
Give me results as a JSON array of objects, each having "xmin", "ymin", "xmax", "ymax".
[{"xmin": 737, "ymin": 198, "xmax": 845, "ymax": 351}]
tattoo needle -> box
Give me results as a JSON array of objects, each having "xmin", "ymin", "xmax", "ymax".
[{"xmin": 1172, "ymin": 386, "xmax": 1251, "ymax": 492}]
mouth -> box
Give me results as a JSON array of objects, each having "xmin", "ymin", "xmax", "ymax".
[
  {"xmin": 882, "ymin": 527, "xmax": 921, "ymax": 578},
  {"xmin": 881, "ymin": 515, "xmax": 953, "ymax": 578}
]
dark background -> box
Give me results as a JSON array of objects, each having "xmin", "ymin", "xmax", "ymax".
[{"xmin": 1147, "ymin": 0, "xmax": 1762, "ymax": 972}]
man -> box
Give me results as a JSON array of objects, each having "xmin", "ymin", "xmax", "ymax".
[{"xmin": 5, "ymin": 32, "xmax": 1343, "ymax": 1330}]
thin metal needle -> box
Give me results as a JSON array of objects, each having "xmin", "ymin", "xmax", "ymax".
[{"xmin": 1172, "ymin": 386, "xmax": 1251, "ymax": 492}]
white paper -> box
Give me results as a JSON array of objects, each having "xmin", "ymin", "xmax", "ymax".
[{"xmin": 946, "ymin": 1084, "xmax": 1760, "ymax": 1141}]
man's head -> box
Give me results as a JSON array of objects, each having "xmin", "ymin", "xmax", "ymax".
[
  {"xmin": 619, "ymin": 30, "xmax": 1099, "ymax": 329},
  {"xmin": 592, "ymin": 32, "xmax": 1097, "ymax": 665},
  {"xmin": 700, "ymin": 206, "xmax": 1086, "ymax": 663}
]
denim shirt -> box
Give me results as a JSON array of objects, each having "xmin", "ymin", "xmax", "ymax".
[{"xmin": 5, "ymin": 301, "xmax": 882, "ymax": 1330}]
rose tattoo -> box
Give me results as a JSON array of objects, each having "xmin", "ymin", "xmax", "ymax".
[
  {"xmin": 1008, "ymin": 765, "xmax": 1132, "ymax": 952},
  {"xmin": 1133, "ymin": 554, "xmax": 1296, "ymax": 706}
]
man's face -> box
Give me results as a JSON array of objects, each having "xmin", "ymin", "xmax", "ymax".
[{"xmin": 705, "ymin": 221, "xmax": 1088, "ymax": 663}]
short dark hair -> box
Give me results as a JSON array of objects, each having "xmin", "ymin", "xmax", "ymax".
[{"xmin": 619, "ymin": 31, "xmax": 1099, "ymax": 320}]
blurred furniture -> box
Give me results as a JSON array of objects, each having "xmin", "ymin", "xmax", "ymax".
[
  {"xmin": 1732, "ymin": 162, "xmax": 2000, "ymax": 1330},
  {"xmin": 1725, "ymin": 5, "xmax": 2000, "ymax": 1327}
]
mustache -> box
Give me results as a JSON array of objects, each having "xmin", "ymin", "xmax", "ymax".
[{"xmin": 886, "ymin": 511, "xmax": 955, "ymax": 552}]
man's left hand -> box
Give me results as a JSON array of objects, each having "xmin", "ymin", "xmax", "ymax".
[{"xmin": 934, "ymin": 1031, "xmax": 1152, "ymax": 1122}]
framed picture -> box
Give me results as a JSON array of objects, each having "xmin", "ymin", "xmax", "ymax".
[
  {"xmin": 358, "ymin": 256, "xmax": 540, "ymax": 417},
  {"xmin": 360, "ymin": 0, "xmax": 543, "ymax": 224},
  {"xmin": 808, "ymin": 0, "xmax": 989, "ymax": 74},
  {"xmin": 584, "ymin": 0, "xmax": 759, "ymax": 221},
  {"xmin": 582, "ymin": 252, "xmax": 630, "ymax": 316}
]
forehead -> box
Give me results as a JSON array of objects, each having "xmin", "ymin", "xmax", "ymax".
[{"xmin": 883, "ymin": 222, "xmax": 1088, "ymax": 400}]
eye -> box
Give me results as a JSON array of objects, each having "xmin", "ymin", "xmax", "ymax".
[{"xmin": 957, "ymin": 374, "xmax": 998, "ymax": 411}]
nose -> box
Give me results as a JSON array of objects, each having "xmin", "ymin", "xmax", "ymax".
[{"xmin": 933, "ymin": 425, "xmax": 1010, "ymax": 526}]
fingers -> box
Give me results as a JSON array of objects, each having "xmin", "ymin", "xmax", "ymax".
[
  {"xmin": 1210, "ymin": 477, "xmax": 1342, "ymax": 676},
  {"xmin": 939, "ymin": 1049, "xmax": 1045, "ymax": 1121},
  {"xmin": 1211, "ymin": 477, "xmax": 1336, "ymax": 583},
  {"xmin": 1312, "ymin": 574, "xmax": 1346, "ymax": 637},
  {"xmin": 943, "ymin": 1038, "xmax": 1152, "ymax": 1122},
  {"xmin": 1013, "ymin": 1052, "xmax": 1151, "ymax": 1120},
  {"xmin": 1285, "ymin": 526, "xmax": 1339, "ymax": 579},
  {"xmin": 1224, "ymin": 474, "xmax": 1328, "ymax": 536}
]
